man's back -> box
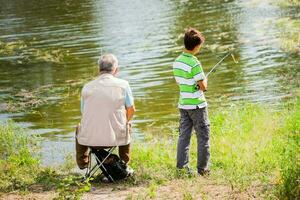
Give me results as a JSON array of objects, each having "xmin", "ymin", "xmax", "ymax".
[{"xmin": 78, "ymin": 74, "xmax": 131, "ymax": 147}]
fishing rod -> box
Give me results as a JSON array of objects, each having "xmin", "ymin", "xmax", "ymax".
[{"xmin": 206, "ymin": 51, "xmax": 238, "ymax": 78}]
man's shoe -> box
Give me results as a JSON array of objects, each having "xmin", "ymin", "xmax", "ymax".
[
  {"xmin": 125, "ymin": 166, "xmax": 134, "ymax": 177},
  {"xmin": 98, "ymin": 174, "xmax": 110, "ymax": 183}
]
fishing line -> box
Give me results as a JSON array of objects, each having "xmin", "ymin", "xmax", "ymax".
[{"xmin": 206, "ymin": 51, "xmax": 238, "ymax": 78}]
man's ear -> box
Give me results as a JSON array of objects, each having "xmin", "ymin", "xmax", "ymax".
[{"xmin": 112, "ymin": 67, "xmax": 119, "ymax": 76}]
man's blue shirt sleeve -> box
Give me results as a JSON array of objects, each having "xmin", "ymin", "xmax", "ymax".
[
  {"xmin": 125, "ymin": 84, "xmax": 134, "ymax": 107},
  {"xmin": 80, "ymin": 97, "xmax": 84, "ymax": 114}
]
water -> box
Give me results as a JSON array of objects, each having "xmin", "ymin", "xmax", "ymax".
[{"xmin": 0, "ymin": 0, "xmax": 299, "ymax": 163}]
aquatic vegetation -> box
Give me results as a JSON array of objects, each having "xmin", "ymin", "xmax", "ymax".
[
  {"xmin": 275, "ymin": 17, "xmax": 300, "ymax": 54},
  {"xmin": 242, "ymin": 0, "xmax": 265, "ymax": 7},
  {"xmin": 1, "ymin": 77, "xmax": 92, "ymax": 114},
  {"xmin": 32, "ymin": 49, "xmax": 69, "ymax": 63},
  {"xmin": 3, "ymin": 81, "xmax": 84, "ymax": 113},
  {"xmin": 0, "ymin": 40, "xmax": 27, "ymax": 55},
  {"xmin": 270, "ymin": 0, "xmax": 300, "ymax": 54},
  {"xmin": 204, "ymin": 43, "xmax": 235, "ymax": 53},
  {"xmin": 5, "ymin": 88, "xmax": 53, "ymax": 113},
  {"xmin": 273, "ymin": 0, "xmax": 300, "ymax": 7},
  {"xmin": 0, "ymin": 39, "xmax": 70, "ymax": 64},
  {"xmin": 5, "ymin": 89, "xmax": 47, "ymax": 112}
]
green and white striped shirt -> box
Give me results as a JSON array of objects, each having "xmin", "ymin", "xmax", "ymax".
[{"xmin": 173, "ymin": 52, "xmax": 207, "ymax": 109}]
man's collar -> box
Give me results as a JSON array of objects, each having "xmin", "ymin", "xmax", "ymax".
[{"xmin": 99, "ymin": 73, "xmax": 114, "ymax": 78}]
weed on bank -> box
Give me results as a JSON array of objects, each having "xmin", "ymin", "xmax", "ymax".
[{"xmin": 0, "ymin": 99, "xmax": 299, "ymax": 199}]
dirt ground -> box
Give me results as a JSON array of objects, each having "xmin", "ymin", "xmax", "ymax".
[{"xmin": 1, "ymin": 177, "xmax": 267, "ymax": 200}]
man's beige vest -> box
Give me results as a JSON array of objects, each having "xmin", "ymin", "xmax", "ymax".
[{"xmin": 77, "ymin": 74, "xmax": 130, "ymax": 147}]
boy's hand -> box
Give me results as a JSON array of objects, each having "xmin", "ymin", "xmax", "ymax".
[{"xmin": 197, "ymin": 78, "xmax": 208, "ymax": 91}]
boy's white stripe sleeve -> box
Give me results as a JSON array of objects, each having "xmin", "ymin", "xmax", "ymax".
[
  {"xmin": 175, "ymin": 77, "xmax": 195, "ymax": 85},
  {"xmin": 194, "ymin": 72, "xmax": 205, "ymax": 81},
  {"xmin": 180, "ymin": 91, "xmax": 204, "ymax": 98},
  {"xmin": 173, "ymin": 62, "xmax": 191, "ymax": 73}
]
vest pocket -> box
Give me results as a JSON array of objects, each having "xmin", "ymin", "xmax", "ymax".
[{"xmin": 110, "ymin": 109, "xmax": 127, "ymax": 142}]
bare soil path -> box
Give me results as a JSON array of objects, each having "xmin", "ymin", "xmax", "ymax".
[{"xmin": 1, "ymin": 177, "xmax": 266, "ymax": 200}]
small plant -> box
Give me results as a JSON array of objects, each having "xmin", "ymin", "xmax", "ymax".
[
  {"xmin": 276, "ymin": 99, "xmax": 300, "ymax": 199},
  {"xmin": 35, "ymin": 168, "xmax": 61, "ymax": 190},
  {"xmin": 146, "ymin": 182, "xmax": 157, "ymax": 199},
  {"xmin": 183, "ymin": 191, "xmax": 194, "ymax": 200},
  {"xmin": 60, "ymin": 154, "xmax": 76, "ymax": 174},
  {"xmin": 0, "ymin": 121, "xmax": 40, "ymax": 192},
  {"xmin": 54, "ymin": 176, "xmax": 91, "ymax": 200}
]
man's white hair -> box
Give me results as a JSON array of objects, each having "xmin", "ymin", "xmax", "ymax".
[{"xmin": 98, "ymin": 54, "xmax": 118, "ymax": 73}]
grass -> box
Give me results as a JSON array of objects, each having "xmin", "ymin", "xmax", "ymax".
[
  {"xmin": 0, "ymin": 121, "xmax": 40, "ymax": 191},
  {"xmin": 129, "ymin": 99, "xmax": 300, "ymax": 198},
  {"xmin": 0, "ymin": 122, "xmax": 90, "ymax": 199},
  {"xmin": 0, "ymin": 98, "xmax": 299, "ymax": 199},
  {"xmin": 276, "ymin": 99, "xmax": 300, "ymax": 199},
  {"xmin": 210, "ymin": 104, "xmax": 283, "ymax": 188}
]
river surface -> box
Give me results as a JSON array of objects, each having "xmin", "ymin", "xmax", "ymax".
[{"xmin": 0, "ymin": 0, "xmax": 299, "ymax": 164}]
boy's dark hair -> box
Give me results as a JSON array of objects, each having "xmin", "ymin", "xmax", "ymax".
[{"xmin": 184, "ymin": 28, "xmax": 205, "ymax": 50}]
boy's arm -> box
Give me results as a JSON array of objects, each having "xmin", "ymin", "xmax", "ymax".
[
  {"xmin": 197, "ymin": 78, "xmax": 207, "ymax": 91},
  {"xmin": 192, "ymin": 62, "xmax": 207, "ymax": 91}
]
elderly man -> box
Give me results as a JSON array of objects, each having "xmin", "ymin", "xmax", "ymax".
[{"xmin": 77, "ymin": 54, "xmax": 135, "ymax": 170}]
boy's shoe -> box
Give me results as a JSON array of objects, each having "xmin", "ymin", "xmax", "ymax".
[
  {"xmin": 185, "ymin": 166, "xmax": 194, "ymax": 175},
  {"xmin": 177, "ymin": 166, "xmax": 195, "ymax": 177},
  {"xmin": 198, "ymin": 169, "xmax": 210, "ymax": 177}
]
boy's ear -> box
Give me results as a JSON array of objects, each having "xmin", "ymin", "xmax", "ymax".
[{"xmin": 193, "ymin": 44, "xmax": 201, "ymax": 52}]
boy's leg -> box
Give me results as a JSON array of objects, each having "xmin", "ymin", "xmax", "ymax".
[
  {"xmin": 177, "ymin": 109, "xmax": 193, "ymax": 169},
  {"xmin": 190, "ymin": 107, "xmax": 210, "ymax": 173}
]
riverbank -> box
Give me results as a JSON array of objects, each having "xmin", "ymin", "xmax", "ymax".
[{"xmin": 0, "ymin": 98, "xmax": 299, "ymax": 199}]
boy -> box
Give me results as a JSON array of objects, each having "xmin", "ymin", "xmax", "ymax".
[{"xmin": 173, "ymin": 28, "xmax": 210, "ymax": 176}]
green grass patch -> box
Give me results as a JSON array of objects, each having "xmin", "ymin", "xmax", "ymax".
[
  {"xmin": 0, "ymin": 98, "xmax": 299, "ymax": 199},
  {"xmin": 210, "ymin": 104, "xmax": 283, "ymax": 188},
  {"xmin": 276, "ymin": 98, "xmax": 300, "ymax": 199},
  {"xmin": 0, "ymin": 122, "xmax": 90, "ymax": 199},
  {"xmin": 130, "ymin": 99, "xmax": 300, "ymax": 198},
  {"xmin": 0, "ymin": 121, "xmax": 40, "ymax": 191}
]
